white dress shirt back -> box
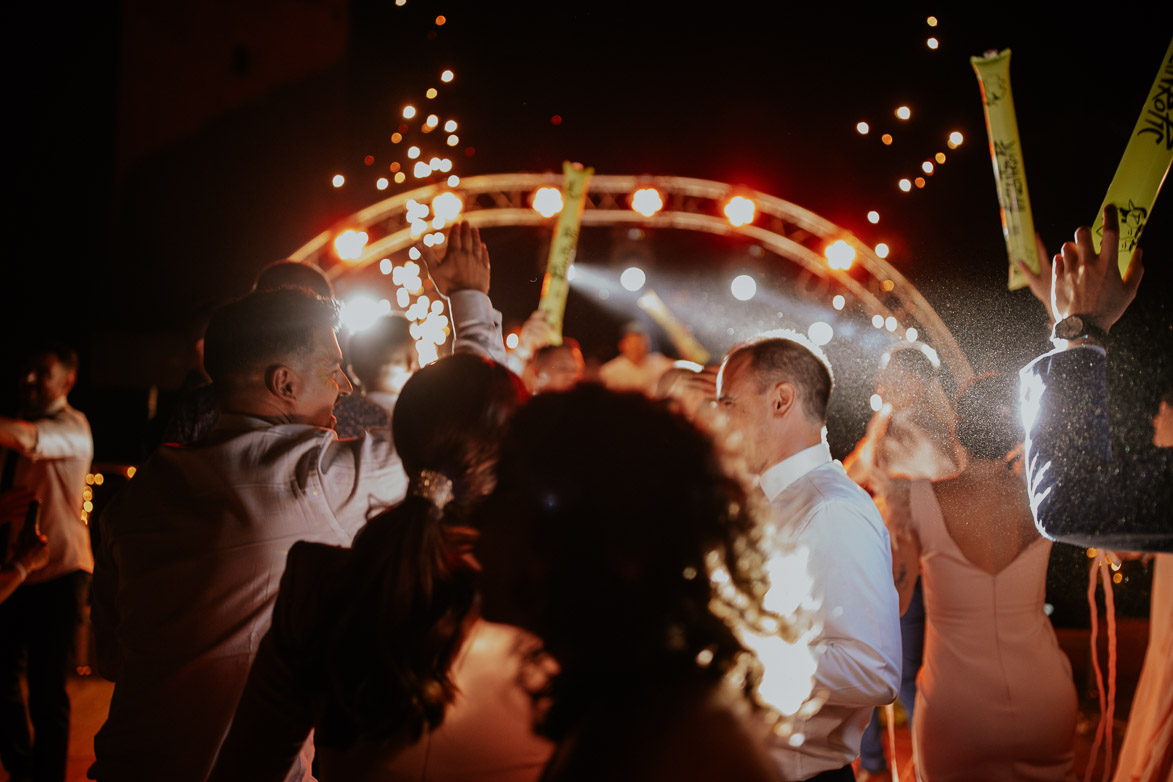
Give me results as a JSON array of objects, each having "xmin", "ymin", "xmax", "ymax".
[{"xmin": 759, "ymin": 443, "xmax": 901, "ymax": 781}]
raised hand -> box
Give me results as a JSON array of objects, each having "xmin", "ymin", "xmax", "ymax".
[
  {"xmin": 419, "ymin": 220, "xmax": 490, "ymax": 296},
  {"xmin": 1052, "ymin": 205, "xmax": 1144, "ymax": 331}
]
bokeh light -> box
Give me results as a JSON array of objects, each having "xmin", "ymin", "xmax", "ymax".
[
  {"xmin": 506, "ymin": 332, "xmax": 520, "ymax": 350},
  {"xmin": 922, "ymin": 161, "xmax": 934, "ymax": 174},
  {"xmin": 724, "ymin": 196, "xmax": 755, "ymax": 227},
  {"xmin": 927, "ymin": 15, "xmax": 938, "ymax": 26},
  {"xmin": 407, "ymin": 146, "xmax": 420, "ymax": 159},
  {"xmin": 898, "ymin": 178, "xmax": 912, "ymax": 192},
  {"xmin": 333, "ymin": 229, "xmax": 368, "ymax": 261},
  {"xmin": 870, "ymin": 393, "xmax": 883, "ymax": 411},
  {"xmin": 444, "ymin": 119, "xmax": 457, "ymax": 132},
  {"xmin": 403, "ymin": 105, "xmax": 416, "ymax": 119},
  {"xmin": 881, "ymin": 134, "xmax": 893, "ymax": 145},
  {"xmin": 620, "ymin": 267, "xmax": 646, "ymax": 292},
  {"xmin": 340, "ymin": 295, "xmax": 392, "ymax": 333},
  {"xmin": 885, "ymin": 316, "xmax": 898, "ymax": 332},
  {"xmin": 895, "ymin": 106, "xmax": 911, "ymax": 120},
  {"xmin": 935, "ymin": 151, "xmax": 946, "ymax": 164},
  {"xmin": 927, "ymin": 37, "xmax": 939, "ymax": 49},
  {"xmin": 631, "ymin": 187, "xmax": 664, "ymax": 217},
  {"xmin": 331, "ymin": 174, "xmax": 345, "ymax": 188},
  {"xmin": 948, "ymin": 131, "xmax": 964, "ymax": 148},
  {"xmin": 832, "ymin": 294, "xmax": 846, "ymax": 310},
  {"xmin": 441, "ymin": 70, "xmax": 454, "ymax": 83},
  {"xmin": 376, "ymin": 177, "xmax": 389, "ymax": 190},
  {"xmin": 872, "ymin": 314, "xmax": 885, "ymax": 328},
  {"xmin": 867, "ymin": 210, "xmax": 880, "ymax": 224},
  {"xmin": 875, "ymin": 242, "xmax": 890, "ymax": 258},
  {"xmin": 808, "ymin": 321, "xmax": 834, "ymax": 346},
  {"xmin": 731, "ymin": 274, "xmax": 757, "ymax": 301},
  {"xmin": 906, "ymin": 327, "xmax": 919, "ymax": 342},
  {"xmin": 914, "ymin": 177, "xmax": 926, "ymax": 189},
  {"xmin": 426, "ymin": 88, "xmax": 438, "ymax": 99},
  {"xmin": 824, "ymin": 240, "xmax": 856, "ymax": 270},
  {"xmin": 379, "ymin": 258, "xmax": 393, "ymax": 275},
  {"xmin": 532, "ymin": 187, "xmax": 564, "ymax": 218},
  {"xmin": 856, "ymin": 122, "xmax": 869, "ymax": 134},
  {"xmin": 432, "ymin": 192, "xmax": 463, "ymax": 221}
]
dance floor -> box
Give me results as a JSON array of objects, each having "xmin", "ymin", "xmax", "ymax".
[{"xmin": 0, "ymin": 619, "xmax": 1150, "ymax": 782}]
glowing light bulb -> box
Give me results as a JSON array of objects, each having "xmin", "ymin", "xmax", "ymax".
[
  {"xmin": 724, "ymin": 196, "xmax": 755, "ymax": 227},
  {"xmin": 867, "ymin": 210, "xmax": 880, "ymax": 224},
  {"xmin": 856, "ymin": 121, "xmax": 869, "ymax": 134},
  {"xmin": 824, "ymin": 240, "xmax": 856, "ymax": 270},
  {"xmin": 832, "ymin": 294, "xmax": 846, "ymax": 310},
  {"xmin": 896, "ymin": 106, "xmax": 911, "ymax": 120},
  {"xmin": 331, "ymin": 174, "xmax": 345, "ymax": 187},
  {"xmin": 730, "ymin": 274, "xmax": 757, "ymax": 301},
  {"xmin": 875, "ymin": 242, "xmax": 890, "ymax": 258},
  {"xmin": 631, "ymin": 187, "xmax": 664, "ymax": 217},
  {"xmin": 532, "ymin": 187, "xmax": 564, "ymax": 218},
  {"xmin": 333, "ymin": 229, "xmax": 368, "ymax": 261},
  {"xmin": 620, "ymin": 267, "xmax": 646, "ymax": 292}
]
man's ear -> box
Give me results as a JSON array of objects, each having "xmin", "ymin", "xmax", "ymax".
[
  {"xmin": 771, "ymin": 381, "xmax": 798, "ymax": 419},
  {"xmin": 266, "ymin": 365, "xmax": 298, "ymax": 402}
]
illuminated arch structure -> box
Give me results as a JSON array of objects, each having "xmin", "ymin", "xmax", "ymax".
[{"xmin": 290, "ymin": 173, "xmax": 973, "ymax": 387}]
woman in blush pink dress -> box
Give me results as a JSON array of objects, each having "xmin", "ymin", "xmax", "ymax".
[{"xmin": 888, "ymin": 373, "xmax": 1077, "ymax": 782}]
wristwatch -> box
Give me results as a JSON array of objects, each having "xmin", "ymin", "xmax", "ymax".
[{"xmin": 1051, "ymin": 314, "xmax": 1110, "ymax": 347}]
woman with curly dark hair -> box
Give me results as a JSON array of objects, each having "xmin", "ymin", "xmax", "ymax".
[
  {"xmin": 208, "ymin": 353, "xmax": 535, "ymax": 781},
  {"xmin": 476, "ymin": 385, "xmax": 785, "ymax": 782}
]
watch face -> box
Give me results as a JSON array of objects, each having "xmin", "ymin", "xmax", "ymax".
[{"xmin": 1056, "ymin": 316, "xmax": 1085, "ymax": 340}]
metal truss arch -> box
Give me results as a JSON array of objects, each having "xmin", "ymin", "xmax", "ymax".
[{"xmin": 290, "ymin": 173, "xmax": 972, "ymax": 384}]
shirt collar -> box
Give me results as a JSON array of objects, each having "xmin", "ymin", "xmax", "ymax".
[{"xmin": 759, "ymin": 441, "xmax": 832, "ymax": 502}]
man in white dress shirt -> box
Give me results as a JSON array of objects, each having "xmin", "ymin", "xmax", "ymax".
[
  {"xmin": 717, "ymin": 334, "xmax": 901, "ymax": 782},
  {"xmin": 90, "ymin": 222, "xmax": 506, "ymax": 781}
]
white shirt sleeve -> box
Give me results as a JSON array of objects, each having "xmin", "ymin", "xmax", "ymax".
[
  {"xmin": 804, "ymin": 499, "xmax": 902, "ymax": 707},
  {"xmin": 448, "ymin": 290, "xmax": 508, "ymax": 364},
  {"xmin": 29, "ymin": 407, "xmax": 92, "ymax": 462}
]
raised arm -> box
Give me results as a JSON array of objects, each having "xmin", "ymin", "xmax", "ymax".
[
  {"xmin": 1020, "ymin": 206, "xmax": 1170, "ymax": 552},
  {"xmin": 420, "ymin": 221, "xmax": 508, "ymax": 364}
]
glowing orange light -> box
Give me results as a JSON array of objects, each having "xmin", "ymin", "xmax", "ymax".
[
  {"xmin": 898, "ymin": 178, "xmax": 912, "ymax": 192},
  {"xmin": 881, "ymin": 133, "xmax": 893, "ymax": 145},
  {"xmin": 935, "ymin": 152, "xmax": 946, "ymax": 164},
  {"xmin": 391, "ymin": 132, "xmax": 403, "ymax": 144},
  {"xmin": 363, "ymin": 155, "xmax": 374, "ymax": 166},
  {"xmin": 390, "ymin": 162, "xmax": 401, "ymax": 173},
  {"xmin": 435, "ymin": 15, "xmax": 446, "ymax": 25},
  {"xmin": 126, "ymin": 466, "xmax": 136, "ymax": 478},
  {"xmin": 331, "ymin": 174, "xmax": 345, "ymax": 188},
  {"xmin": 875, "ymin": 243, "xmax": 890, "ymax": 259},
  {"xmin": 867, "ymin": 210, "xmax": 880, "ymax": 224},
  {"xmin": 895, "ymin": 106, "xmax": 911, "ymax": 120},
  {"xmin": 927, "ymin": 37, "xmax": 939, "ymax": 49},
  {"xmin": 914, "ymin": 177, "xmax": 926, "ymax": 188},
  {"xmin": 334, "ymin": 229, "xmax": 369, "ymax": 261},
  {"xmin": 426, "ymin": 88, "xmax": 438, "ymax": 100},
  {"xmin": 927, "ymin": 16, "xmax": 938, "ymax": 26},
  {"xmin": 94, "ymin": 473, "xmax": 104, "ymax": 485},
  {"xmin": 856, "ymin": 121, "xmax": 869, "ymax": 135},
  {"xmin": 532, "ymin": 187, "xmax": 564, "ymax": 218},
  {"xmin": 724, "ymin": 196, "xmax": 755, "ymax": 227},
  {"xmin": 631, "ymin": 188, "xmax": 664, "ymax": 217},
  {"xmin": 441, "ymin": 70, "xmax": 454, "ymax": 83},
  {"xmin": 881, "ymin": 279, "xmax": 895, "ymax": 292},
  {"xmin": 403, "ymin": 105, "xmax": 416, "ymax": 119},
  {"xmin": 922, "ymin": 161, "xmax": 934, "ymax": 174},
  {"xmin": 824, "ymin": 240, "xmax": 856, "ymax": 270},
  {"xmin": 394, "ymin": 172, "xmax": 406, "ymax": 184}
]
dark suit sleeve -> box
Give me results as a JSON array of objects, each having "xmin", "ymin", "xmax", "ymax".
[{"xmin": 1020, "ymin": 347, "xmax": 1173, "ymax": 552}]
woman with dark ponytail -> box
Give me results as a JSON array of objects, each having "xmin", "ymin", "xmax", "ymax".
[{"xmin": 209, "ymin": 353, "xmax": 532, "ymax": 781}]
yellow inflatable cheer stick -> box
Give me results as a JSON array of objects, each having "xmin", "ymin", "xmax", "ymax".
[
  {"xmin": 636, "ymin": 290, "xmax": 711, "ymax": 365},
  {"xmin": 1090, "ymin": 36, "xmax": 1173, "ymax": 270},
  {"xmin": 537, "ymin": 161, "xmax": 594, "ymax": 345},
  {"xmin": 972, "ymin": 49, "xmax": 1036, "ymax": 291}
]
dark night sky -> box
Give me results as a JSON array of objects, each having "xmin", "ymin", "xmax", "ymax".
[{"xmin": 2, "ymin": 1, "xmax": 1171, "ymax": 463}]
